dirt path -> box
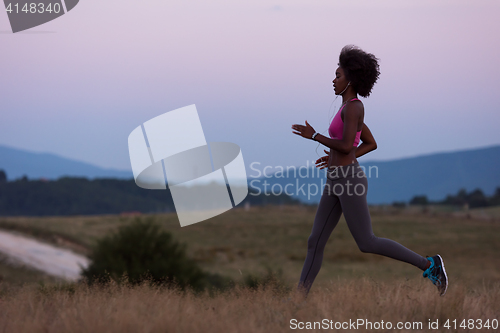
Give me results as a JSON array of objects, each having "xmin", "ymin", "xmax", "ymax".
[{"xmin": 0, "ymin": 229, "xmax": 90, "ymax": 281}]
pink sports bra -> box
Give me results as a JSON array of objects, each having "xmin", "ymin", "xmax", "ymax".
[{"xmin": 328, "ymin": 98, "xmax": 362, "ymax": 147}]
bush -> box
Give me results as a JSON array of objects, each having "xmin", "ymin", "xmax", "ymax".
[
  {"xmin": 489, "ymin": 187, "xmax": 500, "ymax": 206},
  {"xmin": 82, "ymin": 217, "xmax": 206, "ymax": 291},
  {"xmin": 409, "ymin": 195, "xmax": 428, "ymax": 206},
  {"xmin": 467, "ymin": 189, "xmax": 489, "ymax": 208}
]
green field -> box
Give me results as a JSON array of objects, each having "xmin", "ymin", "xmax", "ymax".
[
  {"xmin": 1, "ymin": 205, "xmax": 499, "ymax": 289},
  {"xmin": 1, "ymin": 206, "xmax": 500, "ymax": 332}
]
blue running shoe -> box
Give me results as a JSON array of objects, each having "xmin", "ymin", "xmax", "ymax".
[{"xmin": 423, "ymin": 255, "xmax": 448, "ymax": 296}]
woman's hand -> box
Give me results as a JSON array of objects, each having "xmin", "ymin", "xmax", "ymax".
[
  {"xmin": 292, "ymin": 120, "xmax": 316, "ymax": 139},
  {"xmin": 315, "ymin": 149, "xmax": 329, "ymax": 169}
]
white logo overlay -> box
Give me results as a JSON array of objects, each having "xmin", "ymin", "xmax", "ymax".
[{"xmin": 127, "ymin": 105, "xmax": 248, "ymax": 227}]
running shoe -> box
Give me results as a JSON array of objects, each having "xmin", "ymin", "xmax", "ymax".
[{"xmin": 423, "ymin": 255, "xmax": 448, "ymax": 296}]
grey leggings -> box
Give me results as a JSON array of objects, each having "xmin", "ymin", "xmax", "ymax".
[{"xmin": 298, "ymin": 162, "xmax": 428, "ymax": 295}]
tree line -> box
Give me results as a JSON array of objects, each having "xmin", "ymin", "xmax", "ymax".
[
  {"xmin": 406, "ymin": 187, "xmax": 500, "ymax": 208},
  {"xmin": 0, "ymin": 170, "xmax": 299, "ymax": 216}
]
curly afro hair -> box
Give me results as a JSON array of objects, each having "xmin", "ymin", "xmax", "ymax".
[{"xmin": 338, "ymin": 45, "xmax": 380, "ymax": 98}]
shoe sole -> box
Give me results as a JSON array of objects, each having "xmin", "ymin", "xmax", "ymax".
[{"xmin": 436, "ymin": 254, "xmax": 448, "ymax": 296}]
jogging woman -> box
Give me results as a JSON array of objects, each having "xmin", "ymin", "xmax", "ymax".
[{"xmin": 291, "ymin": 45, "xmax": 448, "ymax": 297}]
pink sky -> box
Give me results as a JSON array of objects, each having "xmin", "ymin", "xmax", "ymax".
[{"xmin": 1, "ymin": 0, "xmax": 499, "ymax": 171}]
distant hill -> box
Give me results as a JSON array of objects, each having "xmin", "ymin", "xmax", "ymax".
[
  {"xmin": 0, "ymin": 144, "xmax": 132, "ymax": 180},
  {"xmin": 249, "ymin": 145, "xmax": 500, "ymax": 204}
]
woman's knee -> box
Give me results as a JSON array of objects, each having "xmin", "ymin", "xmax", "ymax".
[
  {"xmin": 307, "ymin": 235, "xmax": 326, "ymax": 251},
  {"xmin": 358, "ymin": 243, "xmax": 372, "ymax": 253},
  {"xmin": 357, "ymin": 237, "xmax": 379, "ymax": 254},
  {"xmin": 307, "ymin": 236, "xmax": 318, "ymax": 250}
]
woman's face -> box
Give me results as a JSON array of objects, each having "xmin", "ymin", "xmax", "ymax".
[{"xmin": 332, "ymin": 67, "xmax": 349, "ymax": 95}]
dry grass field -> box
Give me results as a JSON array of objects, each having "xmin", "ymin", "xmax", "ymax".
[
  {"xmin": 0, "ymin": 205, "xmax": 499, "ymax": 332},
  {"xmin": 1, "ymin": 278, "xmax": 499, "ymax": 333}
]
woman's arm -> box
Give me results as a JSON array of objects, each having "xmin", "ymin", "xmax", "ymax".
[
  {"xmin": 292, "ymin": 102, "xmax": 363, "ymax": 154},
  {"xmin": 355, "ymin": 123, "xmax": 377, "ymax": 158}
]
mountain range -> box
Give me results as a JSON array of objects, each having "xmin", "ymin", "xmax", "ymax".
[{"xmin": 0, "ymin": 145, "xmax": 132, "ymax": 180}]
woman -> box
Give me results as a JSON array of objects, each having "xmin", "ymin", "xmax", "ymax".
[{"xmin": 291, "ymin": 45, "xmax": 448, "ymax": 297}]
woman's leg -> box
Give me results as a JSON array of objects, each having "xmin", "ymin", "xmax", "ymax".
[
  {"xmin": 297, "ymin": 179, "xmax": 343, "ymax": 295},
  {"xmin": 338, "ymin": 168, "xmax": 429, "ymax": 271}
]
